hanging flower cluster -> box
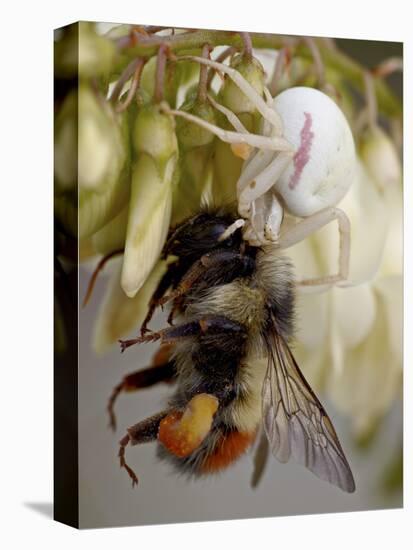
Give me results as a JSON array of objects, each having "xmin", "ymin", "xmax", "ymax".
[{"xmin": 54, "ymin": 23, "xmax": 402, "ymax": 462}]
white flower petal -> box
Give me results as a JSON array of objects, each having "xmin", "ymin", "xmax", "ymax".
[
  {"xmin": 294, "ymin": 289, "xmax": 329, "ymax": 349},
  {"xmin": 326, "ymin": 289, "xmax": 402, "ymax": 437},
  {"xmin": 332, "ymin": 284, "xmax": 377, "ymax": 350},
  {"xmin": 374, "ymin": 275, "xmax": 403, "ymax": 366},
  {"xmin": 92, "ymin": 205, "xmax": 128, "ymax": 256},
  {"xmin": 379, "ymin": 185, "xmax": 403, "ymax": 277},
  {"xmin": 305, "ymin": 160, "xmax": 388, "ymax": 285},
  {"xmin": 292, "ymin": 340, "xmax": 327, "ymax": 393},
  {"xmin": 286, "ymin": 159, "xmax": 388, "ymax": 289},
  {"xmin": 340, "ymin": 160, "xmax": 388, "ymax": 284},
  {"xmin": 286, "ymin": 221, "xmax": 324, "ymax": 281}
]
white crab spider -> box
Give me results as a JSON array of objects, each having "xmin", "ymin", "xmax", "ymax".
[{"xmin": 163, "ymin": 55, "xmax": 356, "ymax": 288}]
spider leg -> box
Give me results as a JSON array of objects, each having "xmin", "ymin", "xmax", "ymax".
[
  {"xmin": 237, "ymin": 149, "xmax": 275, "ymax": 196},
  {"xmin": 206, "ymin": 94, "xmax": 254, "ymax": 159},
  {"xmin": 277, "ymin": 207, "xmax": 351, "ymax": 288},
  {"xmin": 162, "ymin": 105, "xmax": 292, "ymax": 152},
  {"xmin": 236, "ymin": 108, "xmax": 292, "ymax": 202},
  {"xmin": 180, "ymin": 55, "xmax": 284, "ymax": 134},
  {"xmin": 238, "ymin": 151, "xmax": 293, "ymax": 218},
  {"xmin": 207, "ymin": 93, "xmax": 249, "ymax": 133}
]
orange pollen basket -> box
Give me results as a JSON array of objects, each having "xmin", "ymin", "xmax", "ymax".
[{"xmin": 158, "ymin": 393, "xmax": 219, "ymax": 458}]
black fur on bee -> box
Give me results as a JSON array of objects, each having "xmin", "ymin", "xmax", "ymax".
[
  {"xmin": 116, "ymin": 207, "xmax": 355, "ymax": 493},
  {"xmin": 119, "ymin": 208, "xmax": 295, "ymax": 478}
]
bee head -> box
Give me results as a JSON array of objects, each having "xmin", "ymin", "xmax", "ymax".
[{"xmin": 164, "ymin": 212, "xmax": 244, "ymax": 258}]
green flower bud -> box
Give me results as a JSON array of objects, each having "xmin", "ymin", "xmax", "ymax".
[
  {"xmin": 172, "ymin": 148, "xmax": 214, "ymax": 225},
  {"xmin": 175, "ymin": 94, "xmax": 217, "ymax": 150},
  {"xmin": 54, "ymin": 84, "xmax": 131, "ymax": 238},
  {"xmin": 211, "ymin": 54, "xmax": 266, "ymax": 205},
  {"xmin": 212, "ymin": 139, "xmax": 241, "ymax": 206},
  {"xmin": 139, "ymin": 57, "xmax": 157, "ymax": 97},
  {"xmin": 121, "ymin": 154, "xmax": 176, "ymax": 298},
  {"xmin": 133, "ymin": 104, "xmax": 177, "ymax": 178},
  {"xmin": 140, "ymin": 58, "xmax": 199, "ymax": 108},
  {"xmin": 122, "ymin": 105, "xmax": 178, "ymax": 297},
  {"xmin": 171, "ymin": 93, "xmax": 217, "ymax": 222},
  {"xmin": 55, "ymin": 22, "xmax": 116, "ymax": 79},
  {"xmin": 220, "ymin": 54, "xmax": 265, "ymax": 118},
  {"xmin": 78, "ymin": 85, "xmax": 130, "ymax": 237},
  {"xmin": 54, "ymin": 90, "xmax": 77, "ymax": 193},
  {"xmin": 103, "ymin": 24, "xmax": 132, "ymax": 40},
  {"xmin": 92, "ymin": 205, "xmax": 128, "ymax": 256},
  {"xmin": 54, "ymin": 87, "xmax": 78, "ymax": 236}
]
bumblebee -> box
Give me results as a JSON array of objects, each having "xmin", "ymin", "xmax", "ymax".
[{"xmin": 112, "ymin": 210, "xmax": 355, "ymax": 493}]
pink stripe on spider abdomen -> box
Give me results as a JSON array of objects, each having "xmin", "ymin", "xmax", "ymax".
[{"xmin": 288, "ymin": 112, "xmax": 314, "ymax": 190}]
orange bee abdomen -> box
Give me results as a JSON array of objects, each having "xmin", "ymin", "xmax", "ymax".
[{"xmin": 201, "ymin": 430, "xmax": 257, "ymax": 473}]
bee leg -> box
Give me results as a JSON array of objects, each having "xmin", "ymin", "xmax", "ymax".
[
  {"xmin": 140, "ymin": 260, "xmax": 182, "ymax": 334},
  {"xmin": 82, "ymin": 249, "xmax": 123, "ymax": 307},
  {"xmin": 119, "ymin": 411, "xmax": 169, "ymax": 487},
  {"xmin": 121, "ymin": 314, "xmax": 248, "ymax": 354},
  {"xmin": 119, "ymin": 318, "xmax": 210, "ymax": 352},
  {"xmin": 108, "ymin": 359, "xmax": 175, "ymax": 431},
  {"xmin": 157, "ymin": 256, "xmax": 210, "ymax": 307},
  {"xmin": 118, "ymin": 434, "xmax": 138, "ymax": 488},
  {"xmin": 167, "ymin": 297, "xmax": 182, "ymax": 326}
]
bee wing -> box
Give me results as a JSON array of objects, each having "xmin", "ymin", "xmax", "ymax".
[{"xmin": 262, "ymin": 329, "xmax": 355, "ymax": 493}]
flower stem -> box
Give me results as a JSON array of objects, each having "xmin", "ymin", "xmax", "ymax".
[
  {"xmin": 154, "ymin": 44, "xmax": 169, "ymax": 103},
  {"xmin": 114, "ymin": 29, "xmax": 401, "ymax": 117},
  {"xmin": 240, "ymin": 32, "xmax": 253, "ymax": 60},
  {"xmin": 197, "ymin": 44, "xmax": 212, "ymax": 102}
]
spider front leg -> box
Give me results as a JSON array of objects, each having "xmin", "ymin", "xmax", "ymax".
[
  {"xmin": 163, "ymin": 56, "xmax": 294, "ymax": 153},
  {"xmin": 277, "ymin": 207, "xmax": 351, "ymax": 288},
  {"xmin": 181, "ymin": 55, "xmax": 284, "ymax": 133},
  {"xmin": 237, "ymin": 151, "xmax": 294, "ymax": 244},
  {"xmin": 162, "ymin": 103, "xmax": 292, "ymax": 153}
]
